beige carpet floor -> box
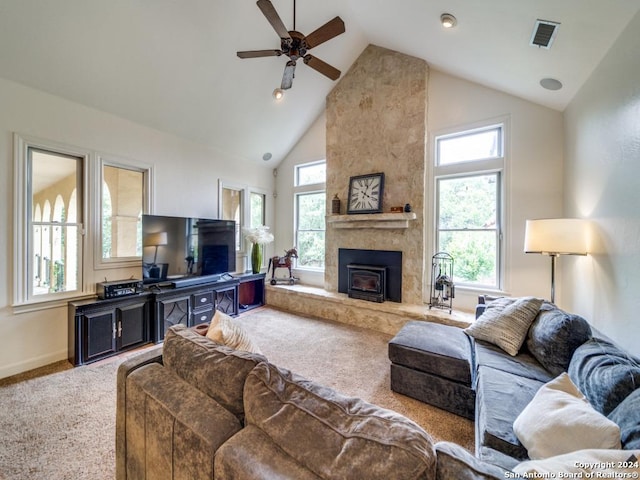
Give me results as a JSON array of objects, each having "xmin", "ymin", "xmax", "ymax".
[{"xmin": 0, "ymin": 306, "xmax": 474, "ymax": 480}]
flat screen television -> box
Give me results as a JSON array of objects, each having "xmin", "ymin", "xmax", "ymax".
[{"xmin": 142, "ymin": 214, "xmax": 236, "ymax": 285}]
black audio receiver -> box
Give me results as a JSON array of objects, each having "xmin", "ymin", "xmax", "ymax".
[{"xmin": 96, "ymin": 279, "xmax": 144, "ymax": 299}]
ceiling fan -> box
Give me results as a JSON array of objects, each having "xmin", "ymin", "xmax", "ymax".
[{"xmin": 237, "ymin": 0, "xmax": 345, "ymax": 90}]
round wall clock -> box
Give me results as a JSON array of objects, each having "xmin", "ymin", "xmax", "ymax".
[{"xmin": 347, "ymin": 172, "xmax": 385, "ymax": 214}]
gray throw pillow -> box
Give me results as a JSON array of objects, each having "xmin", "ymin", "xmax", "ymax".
[
  {"xmin": 527, "ymin": 307, "xmax": 592, "ymax": 376},
  {"xmin": 465, "ymin": 296, "xmax": 543, "ymax": 356},
  {"xmin": 608, "ymin": 388, "xmax": 640, "ymax": 450},
  {"xmin": 568, "ymin": 337, "xmax": 640, "ymax": 416}
]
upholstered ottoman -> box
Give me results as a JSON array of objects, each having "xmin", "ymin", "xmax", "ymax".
[{"xmin": 388, "ymin": 321, "xmax": 476, "ymax": 419}]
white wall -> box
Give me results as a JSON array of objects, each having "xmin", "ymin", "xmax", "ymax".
[
  {"xmin": 0, "ymin": 77, "xmax": 274, "ymax": 379},
  {"xmin": 273, "ymin": 112, "xmax": 327, "ymax": 287},
  {"xmin": 274, "ymin": 69, "xmax": 565, "ymax": 311},
  {"xmin": 563, "ymin": 11, "xmax": 640, "ymax": 356}
]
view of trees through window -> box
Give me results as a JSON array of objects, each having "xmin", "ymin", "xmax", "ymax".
[
  {"xmin": 296, "ymin": 192, "xmax": 325, "ymax": 268},
  {"xmin": 437, "ymin": 174, "xmax": 498, "ymax": 286},
  {"xmin": 295, "ymin": 161, "xmax": 326, "ymax": 269},
  {"xmin": 250, "ymin": 192, "xmax": 265, "ymax": 228}
]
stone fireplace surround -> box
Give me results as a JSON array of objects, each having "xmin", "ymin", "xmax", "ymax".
[
  {"xmin": 265, "ymin": 45, "xmax": 476, "ymax": 333},
  {"xmin": 325, "ymin": 44, "xmax": 428, "ymax": 305}
]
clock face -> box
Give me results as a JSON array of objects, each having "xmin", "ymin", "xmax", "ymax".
[{"xmin": 348, "ymin": 174, "xmax": 384, "ymax": 213}]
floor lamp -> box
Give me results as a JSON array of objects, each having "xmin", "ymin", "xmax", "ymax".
[{"xmin": 524, "ymin": 219, "xmax": 589, "ymax": 304}]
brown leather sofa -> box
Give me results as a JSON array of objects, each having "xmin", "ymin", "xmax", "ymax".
[{"xmin": 116, "ymin": 324, "xmax": 504, "ymax": 480}]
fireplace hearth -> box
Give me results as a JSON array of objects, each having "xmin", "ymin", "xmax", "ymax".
[
  {"xmin": 347, "ymin": 264, "xmax": 386, "ymax": 302},
  {"xmin": 338, "ymin": 248, "xmax": 402, "ymax": 302}
]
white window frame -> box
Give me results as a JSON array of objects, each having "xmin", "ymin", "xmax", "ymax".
[
  {"xmin": 219, "ymin": 180, "xmax": 273, "ymax": 273},
  {"xmin": 432, "ymin": 120, "xmax": 508, "ymax": 292},
  {"xmin": 295, "ymin": 159, "xmax": 326, "ymax": 187},
  {"xmin": 294, "ymin": 160, "xmax": 326, "ymax": 272},
  {"xmin": 94, "ymin": 154, "xmax": 153, "ymax": 270},
  {"xmin": 13, "ymin": 133, "xmax": 90, "ymax": 308}
]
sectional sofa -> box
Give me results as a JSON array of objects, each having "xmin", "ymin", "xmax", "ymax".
[
  {"xmin": 117, "ymin": 324, "xmax": 509, "ymax": 479},
  {"xmin": 389, "ymin": 297, "xmax": 640, "ymax": 472},
  {"xmin": 116, "ymin": 298, "xmax": 640, "ymax": 479}
]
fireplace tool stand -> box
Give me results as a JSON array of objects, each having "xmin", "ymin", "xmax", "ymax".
[{"xmin": 429, "ymin": 252, "xmax": 454, "ymax": 314}]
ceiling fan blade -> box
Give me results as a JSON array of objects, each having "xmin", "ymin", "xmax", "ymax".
[
  {"xmin": 303, "ymin": 55, "xmax": 341, "ymax": 81},
  {"xmin": 304, "ymin": 16, "xmax": 345, "ymax": 49},
  {"xmin": 281, "ymin": 60, "xmax": 296, "ymax": 90},
  {"xmin": 256, "ymin": 0, "xmax": 291, "ymax": 40},
  {"xmin": 237, "ymin": 49, "xmax": 282, "ymax": 59}
]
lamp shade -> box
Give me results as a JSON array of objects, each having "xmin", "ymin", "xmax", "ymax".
[
  {"xmin": 524, "ymin": 219, "xmax": 589, "ymax": 255},
  {"xmin": 144, "ymin": 231, "xmax": 168, "ymax": 247}
]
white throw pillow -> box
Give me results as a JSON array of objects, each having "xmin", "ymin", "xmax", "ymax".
[
  {"xmin": 513, "ymin": 372, "xmax": 621, "ymax": 460},
  {"xmin": 514, "ymin": 449, "xmax": 640, "ymax": 476},
  {"xmin": 464, "ymin": 296, "xmax": 543, "ymax": 356},
  {"xmin": 207, "ymin": 310, "xmax": 262, "ymax": 354}
]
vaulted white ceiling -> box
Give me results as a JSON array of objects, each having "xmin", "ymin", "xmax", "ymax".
[{"xmin": 0, "ymin": 0, "xmax": 638, "ymax": 167}]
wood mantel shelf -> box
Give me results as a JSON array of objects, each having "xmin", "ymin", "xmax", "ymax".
[{"xmin": 326, "ymin": 212, "xmax": 417, "ymax": 229}]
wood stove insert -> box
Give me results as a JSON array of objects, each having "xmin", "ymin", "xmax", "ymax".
[{"xmin": 347, "ymin": 264, "xmax": 387, "ymax": 303}]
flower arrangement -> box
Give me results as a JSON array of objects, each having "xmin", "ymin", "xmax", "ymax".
[
  {"xmin": 243, "ymin": 225, "xmax": 274, "ymax": 245},
  {"xmin": 243, "ymin": 225, "xmax": 274, "ymax": 273}
]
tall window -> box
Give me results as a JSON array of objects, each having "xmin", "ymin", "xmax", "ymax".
[
  {"xmin": 14, "ymin": 141, "xmax": 86, "ymax": 303},
  {"xmin": 100, "ymin": 163, "xmax": 146, "ymax": 262},
  {"xmin": 294, "ymin": 161, "xmax": 326, "ymax": 269},
  {"xmin": 434, "ymin": 124, "xmax": 504, "ymax": 289}
]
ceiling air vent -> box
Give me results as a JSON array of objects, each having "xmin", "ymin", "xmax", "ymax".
[{"xmin": 530, "ymin": 19, "xmax": 560, "ymax": 49}]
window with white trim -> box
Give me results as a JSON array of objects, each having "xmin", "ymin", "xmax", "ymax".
[
  {"xmin": 97, "ymin": 157, "xmax": 151, "ymax": 269},
  {"xmin": 14, "ymin": 134, "xmax": 153, "ymax": 307},
  {"xmin": 294, "ymin": 161, "xmax": 326, "ymax": 270},
  {"xmin": 14, "ymin": 137, "xmax": 88, "ymax": 304},
  {"xmin": 434, "ymin": 124, "xmax": 504, "ymax": 289}
]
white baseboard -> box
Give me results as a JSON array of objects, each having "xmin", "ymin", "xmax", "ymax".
[{"xmin": 0, "ymin": 349, "xmax": 68, "ymax": 380}]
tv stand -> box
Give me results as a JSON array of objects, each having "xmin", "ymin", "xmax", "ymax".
[
  {"xmin": 151, "ymin": 272, "xmax": 266, "ymax": 342},
  {"xmin": 67, "ymin": 273, "xmax": 266, "ymax": 365}
]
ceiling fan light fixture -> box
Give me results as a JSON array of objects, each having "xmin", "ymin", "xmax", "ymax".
[
  {"xmin": 440, "ymin": 13, "xmax": 457, "ymax": 29},
  {"xmin": 272, "ymin": 88, "xmax": 284, "ymax": 100}
]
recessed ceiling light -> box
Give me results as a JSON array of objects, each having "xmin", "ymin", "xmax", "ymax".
[
  {"xmin": 272, "ymin": 88, "xmax": 284, "ymax": 100},
  {"xmin": 440, "ymin": 13, "xmax": 457, "ymax": 28},
  {"xmin": 262, "ymin": 152, "xmax": 272, "ymax": 161},
  {"xmin": 540, "ymin": 78, "xmax": 563, "ymax": 91}
]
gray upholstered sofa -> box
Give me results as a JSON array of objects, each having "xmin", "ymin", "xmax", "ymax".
[
  {"xmin": 389, "ymin": 298, "xmax": 640, "ymax": 472},
  {"xmin": 116, "ymin": 324, "xmax": 504, "ymax": 480}
]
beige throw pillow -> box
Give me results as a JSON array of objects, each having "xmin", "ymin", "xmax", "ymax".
[
  {"xmin": 207, "ymin": 310, "xmax": 262, "ymax": 355},
  {"xmin": 513, "ymin": 373, "xmax": 621, "ymax": 460},
  {"xmin": 465, "ymin": 296, "xmax": 543, "ymax": 356}
]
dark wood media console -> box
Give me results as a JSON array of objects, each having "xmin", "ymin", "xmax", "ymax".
[{"xmin": 68, "ymin": 272, "xmax": 265, "ymax": 366}]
